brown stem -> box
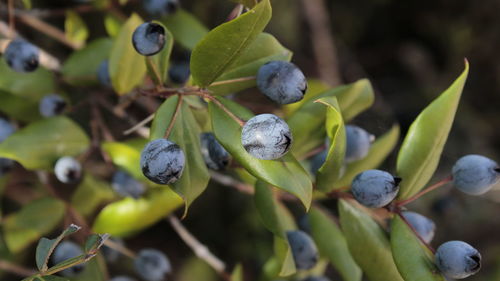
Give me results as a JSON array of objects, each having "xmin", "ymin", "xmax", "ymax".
[
  {"xmin": 123, "ymin": 113, "xmax": 155, "ymax": 136},
  {"xmin": 396, "ymin": 175, "xmax": 452, "ymax": 207},
  {"xmin": 300, "ymin": 144, "xmax": 327, "ymax": 160},
  {"xmin": 0, "ymin": 260, "xmax": 37, "ymax": 277},
  {"xmin": 146, "ymin": 56, "xmax": 163, "ymax": 90},
  {"xmin": 102, "ymin": 239, "xmax": 136, "ymax": 259},
  {"xmin": 397, "ymin": 211, "xmax": 435, "ymax": 253},
  {"xmin": 195, "ymin": 92, "xmax": 245, "ymax": 127},
  {"xmin": 164, "ymin": 95, "xmax": 183, "ymax": 139},
  {"xmin": 7, "ymin": 0, "xmax": 14, "ymax": 36},
  {"xmin": 209, "ymin": 76, "xmax": 256, "ymax": 87}
]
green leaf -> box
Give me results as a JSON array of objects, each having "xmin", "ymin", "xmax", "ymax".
[
  {"xmin": 45, "ymin": 254, "xmax": 87, "ymax": 276},
  {"xmin": 146, "ymin": 22, "xmax": 174, "ymax": 85},
  {"xmin": 0, "ymin": 60, "xmax": 56, "ymax": 101},
  {"xmin": 104, "ymin": 14, "xmax": 123, "ymax": 37},
  {"xmin": 208, "ymin": 33, "xmax": 292, "ymax": 95},
  {"xmin": 162, "ymin": 9, "xmax": 208, "ymax": 50},
  {"xmin": 109, "ymin": 14, "xmax": 147, "ymax": 94},
  {"xmin": 283, "ymin": 79, "xmax": 330, "ymax": 117},
  {"xmin": 102, "ymin": 139, "xmax": 148, "ymax": 181},
  {"xmin": 65, "ymin": 11, "xmax": 88, "ymax": 45},
  {"xmin": 0, "ymin": 90, "xmax": 41, "ymax": 122},
  {"xmin": 34, "ymin": 276, "xmax": 69, "ymax": 281},
  {"xmin": 309, "ymin": 207, "xmax": 361, "ymax": 281},
  {"xmin": 254, "ymin": 181, "xmax": 296, "ymax": 276},
  {"xmin": 177, "ymin": 257, "xmax": 219, "ymax": 281},
  {"xmin": 4, "ymin": 197, "xmax": 65, "ymax": 253},
  {"xmin": 191, "ymin": 0, "xmax": 272, "ymax": 86},
  {"xmin": 396, "ymin": 61, "xmax": 469, "ymax": 199},
  {"xmin": 84, "ymin": 234, "xmax": 109, "ymax": 255},
  {"xmin": 338, "ymin": 200, "xmax": 404, "ymax": 281},
  {"xmin": 231, "ymin": 264, "xmax": 244, "ymax": 281},
  {"xmin": 149, "ymin": 96, "xmax": 210, "ymax": 214},
  {"xmin": 209, "ymin": 97, "xmax": 312, "ymax": 209},
  {"xmin": 391, "ymin": 215, "xmax": 445, "ymax": 281},
  {"xmin": 92, "ymin": 187, "xmax": 183, "ymax": 237},
  {"xmin": 0, "ymin": 116, "xmax": 90, "ymax": 170},
  {"xmin": 62, "ymin": 38, "xmax": 113, "ymax": 86},
  {"xmin": 35, "ymin": 224, "xmax": 81, "ymax": 272},
  {"xmin": 314, "ymin": 97, "xmax": 346, "ymax": 192},
  {"xmin": 71, "ymin": 175, "xmax": 116, "ymax": 218},
  {"xmin": 72, "ymin": 254, "xmax": 107, "ymax": 281},
  {"xmin": 335, "ymin": 124, "xmax": 400, "ymax": 188}
]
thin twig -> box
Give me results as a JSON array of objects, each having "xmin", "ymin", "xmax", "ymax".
[
  {"xmin": 91, "ymin": 103, "xmax": 115, "ymax": 142},
  {"xmin": 7, "ymin": 0, "xmax": 14, "ymax": 36},
  {"xmin": 196, "ymin": 92, "xmax": 245, "ymax": 126},
  {"xmin": 124, "ymin": 113, "xmax": 155, "ymax": 135},
  {"xmin": 0, "ymin": 260, "xmax": 37, "ymax": 277},
  {"xmin": 209, "ymin": 76, "xmax": 256, "ymax": 87},
  {"xmin": 396, "ymin": 175, "xmax": 453, "ymax": 207},
  {"xmin": 209, "ymin": 171, "xmax": 254, "ymax": 195},
  {"xmin": 167, "ymin": 216, "xmax": 231, "ymax": 281},
  {"xmin": 163, "ymin": 95, "xmax": 183, "ymax": 139},
  {"xmin": 103, "ymin": 239, "xmax": 136, "ymax": 259}
]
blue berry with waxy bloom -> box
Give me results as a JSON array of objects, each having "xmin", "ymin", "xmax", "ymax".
[
  {"xmin": 140, "ymin": 139, "xmax": 185, "ymax": 185},
  {"xmin": 435, "ymin": 241, "xmax": 481, "ymax": 279},
  {"xmin": 54, "ymin": 156, "xmax": 82, "ymax": 184},
  {"xmin": 168, "ymin": 61, "xmax": 190, "ymax": 84},
  {"xmin": 132, "ymin": 22, "xmax": 166, "ymax": 56},
  {"xmin": 345, "ymin": 125, "xmax": 374, "ymax": 163},
  {"xmin": 351, "ymin": 169, "xmax": 401, "ymax": 208},
  {"xmin": 286, "ymin": 230, "xmax": 319, "ymax": 270},
  {"xmin": 144, "ymin": 0, "xmax": 179, "ymax": 17},
  {"xmin": 4, "ymin": 39, "xmax": 39, "ymax": 73},
  {"xmin": 302, "ymin": 276, "xmax": 332, "ymax": 281},
  {"xmin": 241, "ymin": 114, "xmax": 292, "ymax": 160},
  {"xmin": 134, "ymin": 248, "xmax": 171, "ymax": 281},
  {"xmin": 452, "ymin": 154, "xmax": 500, "ymax": 195},
  {"xmin": 200, "ymin": 132, "xmax": 231, "ymax": 170},
  {"xmin": 109, "ymin": 276, "xmax": 137, "ymax": 281},
  {"xmin": 39, "ymin": 94, "xmax": 67, "ymax": 117},
  {"xmin": 257, "ymin": 61, "xmax": 307, "ymax": 105},
  {"xmin": 52, "ymin": 241, "xmax": 85, "ymax": 276},
  {"xmin": 112, "ymin": 170, "xmax": 146, "ymax": 199},
  {"xmin": 401, "ymin": 211, "xmax": 436, "ymax": 244},
  {"xmin": 97, "ymin": 60, "xmax": 111, "ymax": 87},
  {"xmin": 0, "ymin": 118, "xmax": 15, "ymax": 142}
]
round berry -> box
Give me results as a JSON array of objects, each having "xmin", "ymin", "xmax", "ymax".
[
  {"xmin": 97, "ymin": 60, "xmax": 111, "ymax": 87},
  {"xmin": 134, "ymin": 248, "xmax": 171, "ymax": 281},
  {"xmin": 39, "ymin": 94, "xmax": 67, "ymax": 117},
  {"xmin": 286, "ymin": 230, "xmax": 319, "ymax": 270},
  {"xmin": 0, "ymin": 118, "xmax": 15, "ymax": 142},
  {"xmin": 351, "ymin": 169, "xmax": 400, "ymax": 208},
  {"xmin": 144, "ymin": 0, "xmax": 179, "ymax": 17},
  {"xmin": 112, "ymin": 170, "xmax": 146, "ymax": 199},
  {"xmin": 345, "ymin": 125, "xmax": 374, "ymax": 163},
  {"xmin": 52, "ymin": 241, "xmax": 84, "ymax": 276},
  {"xmin": 54, "ymin": 156, "xmax": 82, "ymax": 184},
  {"xmin": 241, "ymin": 114, "xmax": 292, "ymax": 160},
  {"xmin": 257, "ymin": 61, "xmax": 307, "ymax": 105},
  {"xmin": 140, "ymin": 139, "xmax": 185, "ymax": 185},
  {"xmin": 401, "ymin": 211, "xmax": 436, "ymax": 244},
  {"xmin": 200, "ymin": 132, "xmax": 231, "ymax": 170},
  {"xmin": 168, "ymin": 62, "xmax": 190, "ymax": 84},
  {"xmin": 452, "ymin": 154, "xmax": 500, "ymax": 195},
  {"xmin": 109, "ymin": 276, "xmax": 137, "ymax": 281},
  {"xmin": 4, "ymin": 39, "xmax": 39, "ymax": 73},
  {"xmin": 132, "ymin": 22, "xmax": 166, "ymax": 56},
  {"xmin": 435, "ymin": 241, "xmax": 481, "ymax": 279}
]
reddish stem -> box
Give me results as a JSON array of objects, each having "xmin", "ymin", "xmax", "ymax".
[
  {"xmin": 396, "ymin": 211, "xmax": 435, "ymax": 253},
  {"xmin": 164, "ymin": 95, "xmax": 183, "ymax": 139},
  {"xmin": 396, "ymin": 175, "xmax": 452, "ymax": 207}
]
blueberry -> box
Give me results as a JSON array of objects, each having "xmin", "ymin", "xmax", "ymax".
[
  {"xmin": 286, "ymin": 230, "xmax": 319, "ymax": 270},
  {"xmin": 112, "ymin": 170, "xmax": 146, "ymax": 199},
  {"xmin": 302, "ymin": 277, "xmax": 332, "ymax": 281},
  {"xmin": 39, "ymin": 94, "xmax": 67, "ymax": 117},
  {"xmin": 52, "ymin": 241, "xmax": 84, "ymax": 276},
  {"xmin": 109, "ymin": 276, "xmax": 137, "ymax": 281},
  {"xmin": 97, "ymin": 60, "xmax": 111, "ymax": 87},
  {"xmin": 256, "ymin": 61, "xmax": 307, "ymax": 105},
  {"xmin": 435, "ymin": 241, "xmax": 481, "ymax": 279},
  {"xmin": 140, "ymin": 139, "xmax": 185, "ymax": 185},
  {"xmin": 134, "ymin": 248, "xmax": 171, "ymax": 281},
  {"xmin": 3, "ymin": 39, "xmax": 39, "ymax": 73},
  {"xmin": 144, "ymin": 0, "xmax": 179, "ymax": 16},
  {"xmin": 132, "ymin": 22, "xmax": 166, "ymax": 56},
  {"xmin": 241, "ymin": 114, "xmax": 292, "ymax": 160},
  {"xmin": 101, "ymin": 237, "xmax": 124, "ymax": 263},
  {"xmin": 401, "ymin": 211, "xmax": 436, "ymax": 244},
  {"xmin": 351, "ymin": 169, "xmax": 400, "ymax": 208},
  {"xmin": 0, "ymin": 118, "xmax": 15, "ymax": 142},
  {"xmin": 345, "ymin": 125, "xmax": 374, "ymax": 163},
  {"xmin": 54, "ymin": 156, "xmax": 82, "ymax": 184},
  {"xmin": 452, "ymin": 154, "xmax": 500, "ymax": 195},
  {"xmin": 309, "ymin": 149, "xmax": 327, "ymax": 174},
  {"xmin": 200, "ymin": 132, "xmax": 231, "ymax": 170},
  {"xmin": 168, "ymin": 62, "xmax": 190, "ymax": 84}
]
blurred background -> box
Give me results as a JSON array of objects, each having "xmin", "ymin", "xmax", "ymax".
[{"xmin": 1, "ymin": 0, "xmax": 499, "ymax": 280}]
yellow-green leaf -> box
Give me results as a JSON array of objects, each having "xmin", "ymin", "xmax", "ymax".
[
  {"xmin": 162, "ymin": 9, "xmax": 208, "ymax": 50},
  {"xmin": 65, "ymin": 11, "xmax": 89, "ymax": 45}
]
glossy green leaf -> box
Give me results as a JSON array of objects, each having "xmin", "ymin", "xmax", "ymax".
[
  {"xmin": 191, "ymin": 0, "xmax": 272, "ymax": 86},
  {"xmin": 102, "ymin": 139, "xmax": 148, "ymax": 181},
  {"xmin": 338, "ymin": 200, "xmax": 404, "ymax": 281},
  {"xmin": 4, "ymin": 197, "xmax": 65, "ymax": 254},
  {"xmin": 287, "ymin": 79, "xmax": 374, "ymax": 158},
  {"xmin": 0, "ymin": 116, "xmax": 90, "ymax": 170},
  {"xmin": 92, "ymin": 187, "xmax": 183, "ymax": 237},
  {"xmin": 0, "ymin": 90, "xmax": 41, "ymax": 122},
  {"xmin": 0, "ymin": 60, "xmax": 56, "ymax": 101},
  {"xmin": 104, "ymin": 14, "xmax": 123, "ymax": 37},
  {"xmin": 149, "ymin": 96, "xmax": 210, "ymax": 214},
  {"xmin": 209, "ymin": 33, "xmax": 292, "ymax": 95},
  {"xmin": 231, "ymin": 264, "xmax": 244, "ymax": 281},
  {"xmin": 109, "ymin": 13, "xmax": 147, "ymax": 94},
  {"xmin": 314, "ymin": 97, "xmax": 346, "ymax": 192},
  {"xmin": 396, "ymin": 61, "xmax": 469, "ymax": 199},
  {"xmin": 309, "ymin": 207, "xmax": 361, "ymax": 281},
  {"xmin": 71, "ymin": 175, "xmax": 116, "ymax": 218},
  {"xmin": 65, "ymin": 11, "xmax": 88, "ymax": 45},
  {"xmin": 283, "ymin": 79, "xmax": 330, "ymax": 117},
  {"xmin": 35, "ymin": 224, "xmax": 81, "ymax": 272},
  {"xmin": 146, "ymin": 22, "xmax": 174, "ymax": 85},
  {"xmin": 162, "ymin": 9, "xmax": 208, "ymax": 50},
  {"xmin": 62, "ymin": 38, "xmax": 113, "ymax": 86},
  {"xmin": 391, "ymin": 215, "xmax": 445, "ymax": 281},
  {"xmin": 335, "ymin": 124, "xmax": 400, "ymax": 188},
  {"xmin": 209, "ymin": 97, "xmax": 312, "ymax": 209}
]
